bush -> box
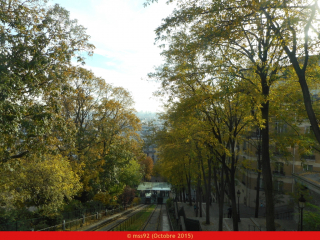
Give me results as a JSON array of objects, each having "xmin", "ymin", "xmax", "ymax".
[
  {"xmin": 166, "ymin": 198, "xmax": 173, "ymax": 209},
  {"xmin": 93, "ymin": 192, "xmax": 111, "ymax": 206},
  {"xmin": 133, "ymin": 197, "xmax": 141, "ymax": 205},
  {"xmin": 304, "ymin": 203, "xmax": 320, "ymax": 231},
  {"xmin": 0, "ymin": 207, "xmax": 33, "ymax": 224},
  {"xmin": 62, "ymin": 200, "xmax": 84, "ymax": 212}
]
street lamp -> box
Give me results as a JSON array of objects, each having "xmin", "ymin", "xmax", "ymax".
[
  {"xmin": 298, "ymin": 194, "xmax": 306, "ymax": 231},
  {"xmin": 237, "ymin": 190, "xmax": 241, "ymax": 222}
]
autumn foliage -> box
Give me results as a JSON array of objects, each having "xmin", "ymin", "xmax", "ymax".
[
  {"xmin": 0, "ymin": 0, "xmax": 144, "ymax": 219},
  {"xmin": 139, "ymin": 156, "xmax": 154, "ymax": 181}
]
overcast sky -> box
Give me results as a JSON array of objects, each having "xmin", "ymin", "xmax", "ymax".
[{"xmin": 50, "ymin": 0, "xmax": 175, "ymax": 113}]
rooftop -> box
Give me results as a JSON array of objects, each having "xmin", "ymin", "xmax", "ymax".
[{"xmin": 137, "ymin": 182, "xmax": 171, "ymax": 191}]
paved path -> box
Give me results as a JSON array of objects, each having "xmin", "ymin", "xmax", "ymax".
[
  {"xmin": 177, "ymin": 202, "xmax": 298, "ymax": 231},
  {"xmin": 161, "ymin": 208, "xmax": 171, "ymax": 231}
]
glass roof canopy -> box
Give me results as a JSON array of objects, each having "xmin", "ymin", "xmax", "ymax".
[{"xmin": 137, "ymin": 182, "xmax": 171, "ymax": 191}]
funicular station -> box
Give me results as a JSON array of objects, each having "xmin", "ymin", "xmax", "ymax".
[{"xmin": 137, "ymin": 182, "xmax": 172, "ymax": 204}]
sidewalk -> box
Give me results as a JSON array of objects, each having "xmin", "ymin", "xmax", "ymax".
[{"xmin": 177, "ymin": 202, "xmax": 297, "ymax": 231}]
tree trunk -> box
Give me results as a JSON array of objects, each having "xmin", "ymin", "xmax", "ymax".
[
  {"xmin": 213, "ymin": 160, "xmax": 225, "ymax": 231},
  {"xmin": 227, "ymin": 166, "xmax": 239, "ymax": 231},
  {"xmin": 255, "ymin": 139, "xmax": 262, "ymax": 218},
  {"xmin": 205, "ymin": 157, "xmax": 212, "ymax": 224},
  {"xmin": 198, "ymin": 145, "xmax": 211, "ymax": 224},
  {"xmin": 199, "ymin": 181, "xmax": 202, "ymax": 217},
  {"xmin": 260, "ymin": 89, "xmax": 276, "ymax": 230},
  {"xmin": 196, "ymin": 179, "xmax": 200, "ymax": 217},
  {"xmin": 182, "ymin": 187, "xmax": 186, "ymax": 203},
  {"xmin": 187, "ymin": 179, "xmax": 192, "ymax": 206},
  {"xmin": 298, "ymin": 73, "xmax": 320, "ymax": 146}
]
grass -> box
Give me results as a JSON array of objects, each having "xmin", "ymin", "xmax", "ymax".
[{"xmin": 120, "ymin": 205, "xmax": 156, "ymax": 231}]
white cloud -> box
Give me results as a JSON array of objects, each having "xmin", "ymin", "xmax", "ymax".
[
  {"xmin": 85, "ymin": 65, "xmax": 164, "ymax": 112},
  {"xmin": 50, "ymin": 0, "xmax": 174, "ymax": 112}
]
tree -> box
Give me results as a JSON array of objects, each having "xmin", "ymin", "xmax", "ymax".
[
  {"xmin": 0, "ymin": 0, "xmax": 145, "ymax": 217},
  {"xmin": 146, "ymin": 0, "xmax": 300, "ymax": 230},
  {"xmin": 0, "ymin": 0, "xmax": 94, "ymax": 164},
  {"xmin": 139, "ymin": 156, "xmax": 154, "ymax": 181},
  {"xmin": 118, "ymin": 186, "xmax": 136, "ymax": 209},
  {"xmin": 0, "ymin": 154, "xmax": 81, "ymax": 215},
  {"xmin": 153, "ymin": 109, "xmax": 199, "ymax": 207},
  {"xmin": 260, "ymin": 1, "xmax": 320, "ymax": 148},
  {"xmin": 60, "ymin": 67, "xmax": 143, "ymax": 201},
  {"xmin": 118, "ymin": 159, "xmax": 143, "ymax": 189}
]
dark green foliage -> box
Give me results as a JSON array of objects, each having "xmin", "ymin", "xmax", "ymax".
[{"xmin": 304, "ymin": 203, "xmax": 320, "ymax": 231}]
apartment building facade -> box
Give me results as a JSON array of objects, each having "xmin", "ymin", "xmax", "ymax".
[{"xmin": 236, "ymin": 122, "xmax": 320, "ymax": 208}]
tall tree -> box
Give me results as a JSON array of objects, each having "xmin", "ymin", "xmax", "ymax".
[
  {"xmin": 260, "ymin": 1, "xmax": 320, "ymax": 148},
  {"xmin": 60, "ymin": 67, "xmax": 142, "ymax": 201},
  {"xmin": 146, "ymin": 0, "xmax": 294, "ymax": 229},
  {"xmin": 0, "ymin": 0, "xmax": 94, "ymax": 163}
]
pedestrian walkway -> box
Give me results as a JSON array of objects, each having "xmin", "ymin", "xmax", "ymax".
[
  {"xmin": 162, "ymin": 207, "xmax": 171, "ymax": 231},
  {"xmin": 177, "ymin": 202, "xmax": 297, "ymax": 231}
]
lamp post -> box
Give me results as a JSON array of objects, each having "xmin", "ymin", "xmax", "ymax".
[
  {"xmin": 298, "ymin": 194, "xmax": 306, "ymax": 231},
  {"xmin": 237, "ymin": 190, "xmax": 241, "ymax": 222}
]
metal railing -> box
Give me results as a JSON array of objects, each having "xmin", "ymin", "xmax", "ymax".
[
  {"xmin": 275, "ymin": 211, "xmax": 294, "ymax": 220},
  {"xmin": 248, "ymin": 224, "xmax": 262, "ymax": 231},
  {"xmin": 37, "ymin": 207, "xmax": 117, "ymax": 231},
  {"xmin": 0, "ymin": 205, "xmax": 110, "ymax": 231},
  {"xmin": 36, "ymin": 204, "xmax": 136, "ymax": 231},
  {"xmin": 166, "ymin": 203, "xmax": 173, "ymax": 231}
]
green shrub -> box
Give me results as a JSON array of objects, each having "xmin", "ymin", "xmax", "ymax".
[
  {"xmin": 303, "ymin": 203, "xmax": 320, "ymax": 231},
  {"xmin": 133, "ymin": 197, "xmax": 141, "ymax": 205},
  {"xmin": 166, "ymin": 198, "xmax": 173, "ymax": 209}
]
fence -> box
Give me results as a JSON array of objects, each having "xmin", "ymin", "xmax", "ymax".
[
  {"xmin": 263, "ymin": 210, "xmax": 294, "ymax": 220},
  {"xmin": 248, "ymin": 224, "xmax": 265, "ymax": 231},
  {"xmin": 177, "ymin": 206, "xmax": 202, "ymax": 231},
  {"xmin": 185, "ymin": 218, "xmax": 202, "ymax": 231},
  {"xmin": 0, "ymin": 204, "xmax": 136, "ymax": 231},
  {"xmin": 275, "ymin": 211, "xmax": 293, "ymax": 220}
]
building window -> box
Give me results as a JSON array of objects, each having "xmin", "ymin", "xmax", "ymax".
[
  {"xmin": 275, "ymin": 122, "xmax": 287, "ymax": 134},
  {"xmin": 273, "ymin": 144, "xmax": 283, "ymax": 156},
  {"xmin": 303, "ymin": 164, "xmax": 313, "ymax": 171},
  {"xmin": 273, "ymin": 162, "xmax": 284, "ymax": 175},
  {"xmin": 274, "ymin": 181, "xmax": 284, "ymax": 193}
]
